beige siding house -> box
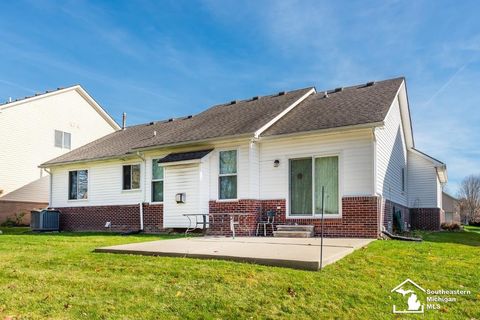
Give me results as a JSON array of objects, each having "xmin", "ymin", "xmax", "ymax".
[
  {"xmin": 41, "ymin": 77, "xmax": 447, "ymax": 236},
  {"xmin": 0, "ymin": 86, "xmax": 120, "ymax": 223}
]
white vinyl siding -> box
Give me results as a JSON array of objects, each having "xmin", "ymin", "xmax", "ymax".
[
  {"xmin": 50, "ymin": 130, "xmax": 376, "ymax": 214},
  {"xmin": 407, "ymin": 151, "xmax": 440, "ymax": 208},
  {"xmin": 259, "ymin": 129, "xmax": 374, "ymax": 203},
  {"xmin": 0, "ymin": 89, "xmax": 116, "ymax": 203},
  {"xmin": 51, "ymin": 160, "xmax": 144, "ymax": 207},
  {"xmin": 163, "ymin": 164, "xmax": 201, "ymax": 228},
  {"xmin": 375, "ymin": 96, "xmax": 408, "ymax": 206},
  {"xmin": 209, "ymin": 144, "xmax": 249, "ymax": 200}
]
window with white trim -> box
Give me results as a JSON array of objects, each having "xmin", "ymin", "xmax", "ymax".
[
  {"xmin": 123, "ymin": 164, "xmax": 141, "ymax": 190},
  {"xmin": 152, "ymin": 160, "xmax": 164, "ymax": 202},
  {"xmin": 219, "ymin": 150, "xmax": 237, "ymax": 199},
  {"xmin": 68, "ymin": 170, "xmax": 88, "ymax": 200},
  {"xmin": 55, "ymin": 130, "xmax": 71, "ymax": 149}
]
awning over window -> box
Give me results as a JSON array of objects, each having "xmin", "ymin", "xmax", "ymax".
[{"xmin": 157, "ymin": 149, "xmax": 214, "ymax": 164}]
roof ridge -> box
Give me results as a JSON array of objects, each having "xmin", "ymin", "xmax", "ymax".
[
  {"xmin": 207, "ymin": 86, "xmax": 315, "ymax": 109},
  {"xmin": 315, "ymin": 76, "xmax": 405, "ymax": 96}
]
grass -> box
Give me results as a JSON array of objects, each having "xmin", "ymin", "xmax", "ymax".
[{"xmin": 0, "ymin": 227, "xmax": 479, "ymax": 319}]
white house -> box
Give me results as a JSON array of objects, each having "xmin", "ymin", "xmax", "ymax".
[
  {"xmin": 40, "ymin": 77, "xmax": 447, "ymax": 237},
  {"xmin": 0, "ymin": 85, "xmax": 120, "ymax": 223}
]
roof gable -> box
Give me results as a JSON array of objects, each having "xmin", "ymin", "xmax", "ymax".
[
  {"xmin": 41, "ymin": 78, "xmax": 407, "ymax": 167},
  {"xmin": 261, "ymin": 77, "xmax": 404, "ymax": 137},
  {"xmin": 0, "ymin": 85, "xmax": 120, "ymax": 130}
]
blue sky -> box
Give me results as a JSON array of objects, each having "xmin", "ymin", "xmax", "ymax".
[{"xmin": 1, "ymin": 0, "xmax": 479, "ymax": 194}]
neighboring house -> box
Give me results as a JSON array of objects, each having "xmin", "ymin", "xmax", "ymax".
[
  {"xmin": 0, "ymin": 86, "xmax": 120, "ymax": 224},
  {"xmin": 442, "ymin": 192, "xmax": 460, "ymax": 224},
  {"xmin": 40, "ymin": 77, "xmax": 447, "ymax": 237}
]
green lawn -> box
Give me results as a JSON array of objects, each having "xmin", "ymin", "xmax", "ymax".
[{"xmin": 0, "ymin": 227, "xmax": 479, "ymax": 319}]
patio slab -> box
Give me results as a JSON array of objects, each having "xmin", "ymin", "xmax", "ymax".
[{"xmin": 95, "ymin": 237, "xmax": 375, "ymax": 271}]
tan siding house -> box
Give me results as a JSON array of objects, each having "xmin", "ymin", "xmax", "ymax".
[{"xmin": 0, "ymin": 86, "xmax": 119, "ymax": 223}]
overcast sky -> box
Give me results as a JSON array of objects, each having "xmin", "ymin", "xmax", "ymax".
[{"xmin": 1, "ymin": 0, "xmax": 479, "ymax": 194}]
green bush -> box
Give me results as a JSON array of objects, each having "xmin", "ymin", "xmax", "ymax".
[
  {"xmin": 441, "ymin": 222, "xmax": 461, "ymax": 231},
  {"xmin": 1, "ymin": 211, "xmax": 26, "ymax": 227}
]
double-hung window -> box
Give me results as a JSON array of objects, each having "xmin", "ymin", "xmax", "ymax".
[
  {"xmin": 55, "ymin": 130, "xmax": 71, "ymax": 149},
  {"xmin": 219, "ymin": 150, "xmax": 237, "ymax": 199},
  {"xmin": 152, "ymin": 160, "xmax": 164, "ymax": 202},
  {"xmin": 68, "ymin": 170, "xmax": 88, "ymax": 200},
  {"xmin": 123, "ymin": 164, "xmax": 141, "ymax": 190},
  {"xmin": 289, "ymin": 156, "xmax": 339, "ymax": 216}
]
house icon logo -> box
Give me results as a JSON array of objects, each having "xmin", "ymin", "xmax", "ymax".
[{"xmin": 391, "ymin": 279, "xmax": 426, "ymax": 314}]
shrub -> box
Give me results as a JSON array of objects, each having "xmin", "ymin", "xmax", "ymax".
[
  {"xmin": 0, "ymin": 211, "xmax": 26, "ymax": 227},
  {"xmin": 441, "ymin": 222, "xmax": 461, "ymax": 231}
]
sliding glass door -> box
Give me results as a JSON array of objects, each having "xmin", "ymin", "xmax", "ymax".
[
  {"xmin": 289, "ymin": 158, "xmax": 312, "ymax": 215},
  {"xmin": 289, "ymin": 156, "xmax": 339, "ymax": 216}
]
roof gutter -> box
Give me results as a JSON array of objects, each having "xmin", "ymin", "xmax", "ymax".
[
  {"xmin": 256, "ymin": 121, "xmax": 385, "ymax": 142},
  {"xmin": 39, "ymin": 133, "xmax": 253, "ymax": 168},
  {"xmin": 130, "ymin": 133, "xmax": 253, "ymax": 153}
]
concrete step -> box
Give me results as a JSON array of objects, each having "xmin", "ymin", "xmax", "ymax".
[
  {"xmin": 273, "ymin": 230, "xmax": 314, "ymax": 238},
  {"xmin": 276, "ymin": 225, "xmax": 315, "ymax": 232}
]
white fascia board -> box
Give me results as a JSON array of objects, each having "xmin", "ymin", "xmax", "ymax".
[
  {"xmin": 0, "ymin": 84, "xmax": 121, "ymax": 130},
  {"xmin": 253, "ymin": 88, "xmax": 316, "ymax": 139},
  {"xmin": 0, "ymin": 85, "xmax": 80, "ymax": 110},
  {"xmin": 75, "ymin": 86, "xmax": 121, "ymax": 130},
  {"xmin": 409, "ymin": 148, "xmax": 445, "ymax": 167}
]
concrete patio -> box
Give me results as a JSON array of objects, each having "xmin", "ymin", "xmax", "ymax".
[{"xmin": 95, "ymin": 237, "xmax": 375, "ymax": 271}]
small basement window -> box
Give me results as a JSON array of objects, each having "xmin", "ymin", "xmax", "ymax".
[{"xmin": 123, "ymin": 164, "xmax": 141, "ymax": 190}]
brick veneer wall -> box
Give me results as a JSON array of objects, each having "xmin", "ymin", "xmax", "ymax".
[
  {"xmin": 208, "ymin": 200, "xmax": 261, "ymax": 236},
  {"xmin": 0, "ymin": 200, "xmax": 48, "ymax": 225},
  {"xmin": 410, "ymin": 208, "xmax": 443, "ymax": 231},
  {"xmin": 381, "ymin": 199, "xmax": 411, "ymax": 232},
  {"xmin": 143, "ymin": 203, "xmax": 164, "ymax": 233},
  {"xmin": 57, "ymin": 203, "xmax": 165, "ymax": 233},
  {"xmin": 209, "ymin": 197, "xmax": 381, "ymax": 238},
  {"xmin": 57, "ymin": 205, "xmax": 141, "ymax": 232}
]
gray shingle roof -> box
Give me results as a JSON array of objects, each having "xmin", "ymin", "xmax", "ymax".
[
  {"xmin": 41, "ymin": 77, "xmax": 404, "ymax": 167},
  {"xmin": 41, "ymin": 87, "xmax": 313, "ymax": 166},
  {"xmin": 157, "ymin": 149, "xmax": 214, "ymax": 163},
  {"xmin": 262, "ymin": 77, "xmax": 404, "ymax": 136}
]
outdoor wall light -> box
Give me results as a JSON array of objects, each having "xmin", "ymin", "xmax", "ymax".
[{"xmin": 273, "ymin": 159, "xmax": 280, "ymax": 167}]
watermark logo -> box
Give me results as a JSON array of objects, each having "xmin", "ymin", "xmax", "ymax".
[{"xmin": 391, "ymin": 279, "xmax": 425, "ymax": 314}]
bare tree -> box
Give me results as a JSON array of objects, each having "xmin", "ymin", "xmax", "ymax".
[{"xmin": 458, "ymin": 175, "xmax": 480, "ymax": 224}]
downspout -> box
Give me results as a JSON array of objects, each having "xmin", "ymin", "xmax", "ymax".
[
  {"xmin": 136, "ymin": 151, "xmax": 146, "ymax": 231},
  {"xmin": 44, "ymin": 168, "xmax": 53, "ymax": 208},
  {"xmin": 372, "ymin": 127, "xmax": 382, "ymax": 234}
]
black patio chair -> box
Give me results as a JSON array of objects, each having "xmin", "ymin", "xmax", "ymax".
[{"xmin": 256, "ymin": 209, "xmax": 276, "ymax": 236}]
